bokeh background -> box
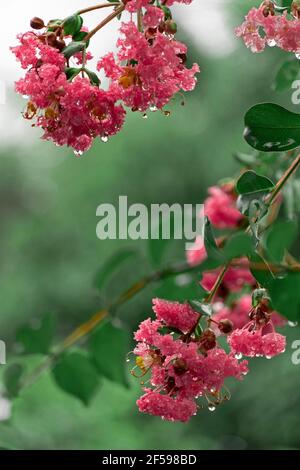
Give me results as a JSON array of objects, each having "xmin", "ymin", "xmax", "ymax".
[{"xmin": 0, "ymin": 0, "xmax": 300, "ymax": 450}]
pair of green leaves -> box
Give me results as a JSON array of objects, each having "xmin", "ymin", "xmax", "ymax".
[{"xmin": 52, "ymin": 321, "xmax": 129, "ymax": 406}]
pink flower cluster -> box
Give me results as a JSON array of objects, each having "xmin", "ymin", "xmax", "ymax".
[
  {"xmin": 12, "ymin": 32, "xmax": 125, "ymax": 154},
  {"xmin": 98, "ymin": 19, "xmax": 199, "ymax": 112},
  {"xmin": 12, "ymin": 3, "xmax": 199, "ymax": 154},
  {"xmin": 133, "ymin": 299, "xmax": 248, "ymax": 422},
  {"xmin": 236, "ymin": 3, "xmax": 300, "ymax": 54}
]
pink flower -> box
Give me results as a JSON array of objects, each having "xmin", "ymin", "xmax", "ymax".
[
  {"xmin": 152, "ymin": 298, "xmax": 199, "ymax": 333},
  {"xmin": 186, "ymin": 236, "xmax": 207, "ymax": 266},
  {"xmin": 201, "ymin": 262, "xmax": 255, "ymax": 295},
  {"xmin": 205, "ymin": 185, "xmax": 243, "ymax": 229},
  {"xmin": 143, "ymin": 6, "xmax": 165, "ymax": 29},
  {"xmin": 38, "ymin": 78, "xmax": 125, "ymax": 152},
  {"xmin": 236, "ymin": 6, "xmax": 300, "ymax": 54},
  {"xmin": 137, "ymin": 391, "xmax": 197, "ymax": 422},
  {"xmin": 11, "ymin": 32, "xmax": 66, "ymax": 69},
  {"xmin": 97, "ymin": 21, "xmax": 199, "ymax": 112},
  {"xmin": 134, "ymin": 317, "xmax": 162, "ymax": 344},
  {"xmin": 125, "ymin": 0, "xmax": 193, "ymax": 12},
  {"xmin": 228, "ymin": 324, "xmax": 286, "ymax": 358}
]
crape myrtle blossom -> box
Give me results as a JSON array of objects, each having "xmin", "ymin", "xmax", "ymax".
[
  {"xmin": 228, "ymin": 303, "xmax": 286, "ymax": 359},
  {"xmin": 124, "ymin": 0, "xmax": 194, "ymax": 12},
  {"xmin": 204, "ymin": 184, "xmax": 244, "ymax": 229},
  {"xmin": 133, "ymin": 299, "xmax": 248, "ymax": 422},
  {"xmin": 236, "ymin": 1, "xmax": 300, "ymax": 54},
  {"xmin": 12, "ymin": 1, "xmax": 199, "ymax": 153},
  {"xmin": 98, "ymin": 20, "xmax": 199, "ymax": 112}
]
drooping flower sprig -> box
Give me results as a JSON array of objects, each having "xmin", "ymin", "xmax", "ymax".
[
  {"xmin": 11, "ymin": 0, "xmax": 199, "ymax": 155},
  {"xmin": 132, "ymin": 180, "xmax": 288, "ymax": 422}
]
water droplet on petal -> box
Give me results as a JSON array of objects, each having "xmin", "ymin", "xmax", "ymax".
[
  {"xmin": 101, "ymin": 136, "xmax": 109, "ymax": 143},
  {"xmin": 235, "ymin": 353, "xmax": 243, "ymax": 360},
  {"xmin": 288, "ymin": 321, "xmax": 298, "ymax": 327},
  {"xmin": 74, "ymin": 150, "xmax": 83, "ymax": 157},
  {"xmin": 295, "ymin": 53, "xmax": 300, "ymax": 60},
  {"xmin": 267, "ymin": 39, "xmax": 276, "ymax": 47},
  {"xmin": 142, "ymin": 113, "xmax": 148, "ymax": 119},
  {"xmin": 149, "ymin": 105, "xmax": 157, "ymax": 112},
  {"xmin": 266, "ymin": 355, "xmax": 272, "ymax": 360},
  {"xmin": 208, "ymin": 405, "xmax": 216, "ymax": 412}
]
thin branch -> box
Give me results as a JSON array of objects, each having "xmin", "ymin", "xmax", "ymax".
[
  {"xmin": 267, "ymin": 153, "xmax": 300, "ymax": 206},
  {"xmin": 84, "ymin": 4, "xmax": 125, "ymax": 42},
  {"xmin": 77, "ymin": 3, "xmax": 120, "ymax": 15}
]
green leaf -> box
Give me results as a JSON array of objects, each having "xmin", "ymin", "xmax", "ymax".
[
  {"xmin": 84, "ymin": 69, "xmax": 101, "ymax": 87},
  {"xmin": 267, "ymin": 273, "xmax": 300, "ymax": 321},
  {"xmin": 273, "ymin": 60, "xmax": 300, "ymax": 92},
  {"xmin": 89, "ymin": 322, "xmax": 129, "ymax": 387},
  {"xmin": 65, "ymin": 67, "xmax": 81, "ymax": 81},
  {"xmin": 16, "ymin": 313, "xmax": 56, "ymax": 355},
  {"xmin": 63, "ymin": 15, "xmax": 83, "ymax": 36},
  {"xmin": 203, "ymin": 217, "xmax": 220, "ymax": 259},
  {"xmin": 236, "ymin": 170, "xmax": 274, "ymax": 195},
  {"xmin": 72, "ymin": 30, "xmax": 90, "ymax": 46},
  {"xmin": 265, "ymin": 220, "xmax": 297, "ymax": 263},
  {"xmin": 237, "ymin": 191, "xmax": 268, "ymax": 218},
  {"xmin": 94, "ymin": 248, "xmax": 138, "ymax": 291},
  {"xmin": 249, "ymin": 252, "xmax": 275, "ymax": 288},
  {"xmin": 52, "ymin": 351, "xmax": 99, "ymax": 405},
  {"xmin": 199, "ymin": 232, "xmax": 254, "ymax": 274},
  {"xmin": 244, "ymin": 103, "xmax": 300, "ymax": 152},
  {"xmin": 4, "ymin": 364, "xmax": 24, "ymax": 398},
  {"xmin": 62, "ymin": 41, "xmax": 85, "ymax": 59},
  {"xmin": 222, "ymin": 232, "xmax": 253, "ymax": 260}
]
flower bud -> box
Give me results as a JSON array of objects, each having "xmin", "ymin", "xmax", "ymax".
[
  {"xmin": 46, "ymin": 32, "xmax": 58, "ymax": 47},
  {"xmin": 218, "ymin": 319, "xmax": 234, "ymax": 334},
  {"xmin": 55, "ymin": 39, "xmax": 66, "ymax": 52},
  {"xmin": 199, "ymin": 329, "xmax": 216, "ymax": 352},
  {"xmin": 165, "ymin": 20, "xmax": 177, "ymax": 35},
  {"xmin": 292, "ymin": 1, "xmax": 300, "ymax": 19},
  {"xmin": 173, "ymin": 358, "xmax": 188, "ymax": 375},
  {"xmin": 261, "ymin": 1, "xmax": 275, "ymax": 17},
  {"xmin": 30, "ymin": 17, "xmax": 45, "ymax": 30}
]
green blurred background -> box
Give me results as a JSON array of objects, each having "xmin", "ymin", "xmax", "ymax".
[{"xmin": 0, "ymin": 1, "xmax": 300, "ymax": 450}]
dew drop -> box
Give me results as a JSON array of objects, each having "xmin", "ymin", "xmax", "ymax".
[
  {"xmin": 22, "ymin": 95, "xmax": 29, "ymax": 100},
  {"xmin": 101, "ymin": 136, "xmax": 109, "ymax": 143},
  {"xmin": 295, "ymin": 53, "xmax": 300, "ymax": 60},
  {"xmin": 267, "ymin": 39, "xmax": 276, "ymax": 47},
  {"xmin": 235, "ymin": 353, "xmax": 242, "ymax": 360},
  {"xmin": 266, "ymin": 355, "xmax": 272, "ymax": 360},
  {"xmin": 142, "ymin": 113, "xmax": 148, "ymax": 119},
  {"xmin": 208, "ymin": 405, "xmax": 216, "ymax": 412},
  {"xmin": 126, "ymin": 358, "xmax": 130, "ymax": 363},
  {"xmin": 288, "ymin": 321, "xmax": 298, "ymax": 327},
  {"xmin": 74, "ymin": 150, "xmax": 83, "ymax": 157},
  {"xmin": 149, "ymin": 105, "xmax": 157, "ymax": 112}
]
